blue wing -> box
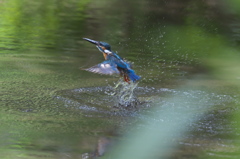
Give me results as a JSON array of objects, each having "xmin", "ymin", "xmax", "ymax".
[
  {"xmin": 85, "ymin": 61, "xmax": 120, "ymax": 75},
  {"xmin": 107, "ymin": 52, "xmax": 132, "ymax": 69}
]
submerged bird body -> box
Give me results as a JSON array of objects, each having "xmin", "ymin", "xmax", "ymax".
[{"xmin": 83, "ymin": 38, "xmax": 140, "ymax": 83}]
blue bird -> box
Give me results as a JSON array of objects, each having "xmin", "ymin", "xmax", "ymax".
[{"xmin": 83, "ymin": 38, "xmax": 140, "ymax": 83}]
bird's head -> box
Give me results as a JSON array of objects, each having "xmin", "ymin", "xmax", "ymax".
[{"xmin": 83, "ymin": 38, "xmax": 112, "ymax": 55}]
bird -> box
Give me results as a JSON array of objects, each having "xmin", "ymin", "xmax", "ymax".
[{"xmin": 83, "ymin": 38, "xmax": 140, "ymax": 83}]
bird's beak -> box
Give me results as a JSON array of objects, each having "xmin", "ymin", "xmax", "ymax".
[
  {"xmin": 83, "ymin": 38, "xmax": 99, "ymax": 45},
  {"xmin": 83, "ymin": 38, "xmax": 106, "ymax": 53}
]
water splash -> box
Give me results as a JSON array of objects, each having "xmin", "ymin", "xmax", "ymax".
[{"xmin": 105, "ymin": 79, "xmax": 141, "ymax": 108}]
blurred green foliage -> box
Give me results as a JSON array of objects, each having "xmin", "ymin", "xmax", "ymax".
[
  {"xmin": 0, "ymin": 0, "xmax": 90, "ymax": 51},
  {"xmin": 227, "ymin": 0, "xmax": 240, "ymax": 14}
]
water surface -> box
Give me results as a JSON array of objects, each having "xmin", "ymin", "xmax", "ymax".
[{"xmin": 0, "ymin": 0, "xmax": 240, "ymax": 158}]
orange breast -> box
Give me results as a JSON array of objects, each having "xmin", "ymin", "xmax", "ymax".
[{"xmin": 103, "ymin": 53, "xmax": 107, "ymax": 60}]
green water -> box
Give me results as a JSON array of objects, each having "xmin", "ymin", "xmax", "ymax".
[{"xmin": 0, "ymin": 0, "xmax": 240, "ymax": 158}]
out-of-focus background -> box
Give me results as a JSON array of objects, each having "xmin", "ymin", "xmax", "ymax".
[{"xmin": 0, "ymin": 0, "xmax": 240, "ymax": 158}]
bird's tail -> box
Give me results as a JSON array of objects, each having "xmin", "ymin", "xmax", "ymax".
[{"xmin": 127, "ymin": 69, "xmax": 141, "ymax": 82}]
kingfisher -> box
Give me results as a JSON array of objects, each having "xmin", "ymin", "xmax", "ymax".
[{"xmin": 83, "ymin": 38, "xmax": 140, "ymax": 83}]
